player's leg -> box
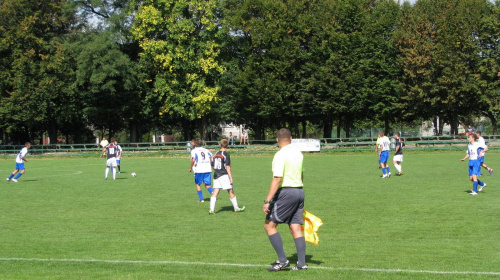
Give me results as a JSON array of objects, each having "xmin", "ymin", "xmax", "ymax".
[
  {"xmin": 482, "ymin": 163, "xmax": 493, "ymax": 175},
  {"xmin": 203, "ymin": 173, "xmax": 213, "ymax": 194},
  {"xmin": 288, "ymin": 191, "xmax": 306, "ymax": 270},
  {"xmin": 14, "ymin": 168, "xmax": 25, "ymax": 179},
  {"xmin": 265, "ymin": 220, "xmax": 289, "ymax": 271},
  {"xmin": 385, "ymin": 161, "xmax": 391, "ymax": 176},
  {"xmin": 227, "ymin": 188, "xmax": 245, "ymax": 212},
  {"xmin": 209, "ymin": 188, "xmax": 220, "ymax": 214},
  {"xmin": 7, "ymin": 169, "xmax": 18, "ymax": 181},
  {"xmin": 194, "ymin": 173, "xmax": 205, "ymax": 202},
  {"xmin": 290, "ymin": 223, "xmax": 307, "ymax": 270},
  {"xmin": 471, "ymin": 174, "xmax": 479, "ymax": 194}
]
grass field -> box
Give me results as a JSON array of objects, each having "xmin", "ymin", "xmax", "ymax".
[{"xmin": 0, "ymin": 150, "xmax": 498, "ymax": 279}]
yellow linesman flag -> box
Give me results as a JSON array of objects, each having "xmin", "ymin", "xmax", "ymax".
[{"xmin": 302, "ymin": 210, "xmax": 323, "ymax": 245}]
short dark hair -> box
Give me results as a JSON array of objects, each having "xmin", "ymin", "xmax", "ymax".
[
  {"xmin": 277, "ymin": 128, "xmax": 291, "ymax": 141},
  {"xmin": 194, "ymin": 138, "xmax": 203, "ymax": 147}
]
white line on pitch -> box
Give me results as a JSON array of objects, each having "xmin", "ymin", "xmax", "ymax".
[{"xmin": 0, "ymin": 257, "xmax": 499, "ymax": 276}]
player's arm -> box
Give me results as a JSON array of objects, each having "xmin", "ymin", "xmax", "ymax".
[
  {"xmin": 263, "ymin": 176, "xmax": 282, "ymax": 214},
  {"xmin": 226, "ymin": 165, "xmax": 233, "ymax": 184},
  {"xmin": 395, "ymin": 144, "xmax": 400, "ymax": 154},
  {"xmin": 461, "ymin": 154, "xmax": 469, "ymax": 161},
  {"xmin": 189, "ymin": 157, "xmax": 195, "ymax": 172}
]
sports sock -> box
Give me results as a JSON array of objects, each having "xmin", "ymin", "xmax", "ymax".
[
  {"xmin": 294, "ymin": 236, "xmax": 306, "ymax": 267},
  {"xmin": 197, "ymin": 190, "xmax": 204, "ymax": 201},
  {"xmin": 14, "ymin": 173, "xmax": 22, "ymax": 179},
  {"xmin": 105, "ymin": 168, "xmax": 109, "ymax": 178},
  {"xmin": 8, "ymin": 174, "xmax": 14, "ymax": 180},
  {"xmin": 395, "ymin": 164, "xmax": 401, "ymax": 173},
  {"xmin": 387, "ymin": 167, "xmax": 391, "ymax": 173},
  {"xmin": 268, "ymin": 233, "xmax": 287, "ymax": 263},
  {"xmin": 230, "ymin": 196, "xmax": 239, "ymax": 209},
  {"xmin": 207, "ymin": 187, "xmax": 213, "ymax": 194},
  {"xmin": 118, "ymin": 165, "xmax": 121, "ymax": 172},
  {"xmin": 112, "ymin": 168, "xmax": 116, "ymax": 180},
  {"xmin": 478, "ymin": 180, "xmax": 484, "ymax": 186},
  {"xmin": 210, "ymin": 197, "xmax": 216, "ymax": 212},
  {"xmin": 473, "ymin": 181, "xmax": 478, "ymax": 193}
]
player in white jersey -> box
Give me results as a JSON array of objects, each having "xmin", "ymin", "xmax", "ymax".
[
  {"xmin": 189, "ymin": 138, "xmax": 213, "ymax": 202},
  {"xmin": 6, "ymin": 142, "xmax": 31, "ymax": 182},
  {"xmin": 375, "ymin": 131, "xmax": 391, "ymax": 178},
  {"xmin": 475, "ymin": 131, "xmax": 493, "ymax": 175},
  {"xmin": 461, "ymin": 133, "xmax": 486, "ymax": 195}
]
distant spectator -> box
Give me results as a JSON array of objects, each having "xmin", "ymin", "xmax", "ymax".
[
  {"xmin": 240, "ymin": 130, "xmax": 249, "ymax": 145},
  {"xmin": 458, "ymin": 125, "xmax": 466, "ymax": 139},
  {"xmin": 229, "ymin": 132, "xmax": 235, "ymax": 145},
  {"xmin": 467, "ymin": 125, "xmax": 475, "ymax": 136}
]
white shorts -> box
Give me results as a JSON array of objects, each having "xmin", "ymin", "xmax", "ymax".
[
  {"xmin": 393, "ymin": 154, "xmax": 403, "ymax": 162},
  {"xmin": 213, "ymin": 175, "xmax": 233, "ymax": 190},
  {"xmin": 106, "ymin": 157, "xmax": 117, "ymax": 167}
]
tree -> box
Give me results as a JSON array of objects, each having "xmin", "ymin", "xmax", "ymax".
[
  {"xmin": 132, "ymin": 0, "xmax": 225, "ymax": 139},
  {"xmin": 395, "ymin": 0, "xmax": 486, "ymax": 135},
  {"xmin": 0, "ymin": 0, "xmax": 77, "ymax": 143},
  {"xmin": 72, "ymin": 32, "xmax": 144, "ymax": 140},
  {"xmin": 477, "ymin": 1, "xmax": 500, "ymax": 134}
]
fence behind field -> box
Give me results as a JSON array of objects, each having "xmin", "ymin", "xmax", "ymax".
[{"xmin": 1, "ymin": 135, "xmax": 500, "ymax": 155}]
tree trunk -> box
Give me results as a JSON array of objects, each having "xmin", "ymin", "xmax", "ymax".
[
  {"xmin": 48, "ymin": 120, "xmax": 57, "ymax": 144},
  {"xmin": 487, "ymin": 112, "xmax": 498, "ymax": 137},
  {"xmin": 301, "ymin": 119, "xmax": 307, "ymax": 138},
  {"xmin": 323, "ymin": 119, "xmax": 333, "ymax": 139},
  {"xmin": 336, "ymin": 118, "xmax": 342, "ymax": 138}
]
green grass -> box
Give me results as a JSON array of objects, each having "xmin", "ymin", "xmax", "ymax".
[{"xmin": 0, "ymin": 151, "xmax": 499, "ymax": 279}]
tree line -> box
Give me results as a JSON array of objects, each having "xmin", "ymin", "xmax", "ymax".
[{"xmin": 0, "ymin": 0, "xmax": 498, "ymax": 144}]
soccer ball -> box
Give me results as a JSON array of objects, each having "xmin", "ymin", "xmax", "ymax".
[{"xmin": 131, "ymin": 172, "xmax": 137, "ymax": 177}]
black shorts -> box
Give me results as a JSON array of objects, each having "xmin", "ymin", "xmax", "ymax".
[{"xmin": 266, "ymin": 187, "xmax": 304, "ymax": 225}]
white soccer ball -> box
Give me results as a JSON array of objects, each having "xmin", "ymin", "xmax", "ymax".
[{"xmin": 131, "ymin": 172, "xmax": 137, "ymax": 177}]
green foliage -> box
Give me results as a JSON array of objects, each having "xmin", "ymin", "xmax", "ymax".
[
  {"xmin": 0, "ymin": 0, "xmax": 77, "ymax": 142},
  {"xmin": 132, "ymin": 0, "xmax": 225, "ymax": 125},
  {"xmin": 72, "ymin": 32, "xmax": 145, "ymax": 139},
  {"xmin": 1, "ymin": 0, "xmax": 500, "ymax": 143}
]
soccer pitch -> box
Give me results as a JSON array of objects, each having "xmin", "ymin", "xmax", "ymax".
[{"xmin": 0, "ymin": 151, "xmax": 498, "ymax": 279}]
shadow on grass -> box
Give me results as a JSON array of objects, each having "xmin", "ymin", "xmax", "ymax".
[{"xmin": 287, "ymin": 253, "xmax": 323, "ymax": 266}]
